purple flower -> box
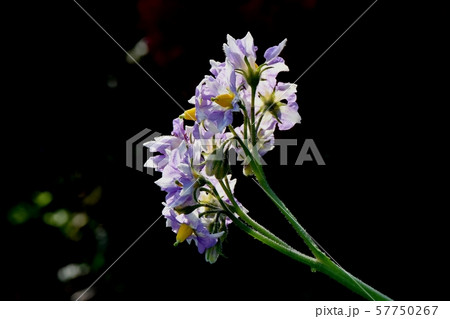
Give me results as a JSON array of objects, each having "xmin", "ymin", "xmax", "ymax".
[
  {"xmin": 189, "ymin": 61, "xmax": 240, "ymax": 134},
  {"xmin": 232, "ymin": 119, "xmax": 276, "ymax": 167},
  {"xmin": 224, "ymin": 32, "xmax": 288, "ymax": 87},
  {"xmin": 144, "ymin": 135, "xmax": 181, "ymax": 172},
  {"xmin": 145, "ymin": 32, "xmax": 301, "ymax": 263},
  {"xmin": 223, "ymin": 32, "xmax": 291, "ymax": 123},
  {"xmin": 163, "ymin": 206, "xmax": 222, "ymax": 254},
  {"xmin": 192, "ymin": 125, "xmax": 232, "ymax": 155},
  {"xmin": 144, "ymin": 118, "xmax": 192, "ymax": 172},
  {"xmin": 262, "ymin": 47, "xmax": 289, "ymax": 87},
  {"xmin": 209, "ymin": 60, "xmax": 225, "ymax": 77},
  {"xmin": 223, "ymin": 32, "xmax": 258, "ymax": 73},
  {"xmin": 160, "ymin": 174, "xmax": 243, "ymax": 262},
  {"xmin": 155, "ymin": 141, "xmax": 200, "ymax": 208},
  {"xmin": 258, "ymin": 81, "xmax": 301, "ymax": 131}
]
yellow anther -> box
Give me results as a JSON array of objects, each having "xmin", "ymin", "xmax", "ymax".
[
  {"xmin": 182, "ymin": 107, "xmax": 196, "ymax": 121},
  {"xmin": 211, "ymin": 93, "xmax": 235, "ymax": 108},
  {"xmin": 175, "ymin": 180, "xmax": 183, "ymax": 187},
  {"xmin": 176, "ymin": 224, "xmax": 194, "ymax": 243}
]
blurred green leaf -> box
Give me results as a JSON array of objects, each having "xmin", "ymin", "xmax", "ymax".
[
  {"xmin": 92, "ymin": 253, "xmax": 105, "ymax": 271},
  {"xmin": 43, "ymin": 209, "xmax": 70, "ymax": 227},
  {"xmin": 33, "ymin": 191, "xmax": 53, "ymax": 207},
  {"xmin": 8, "ymin": 203, "xmax": 35, "ymax": 225}
]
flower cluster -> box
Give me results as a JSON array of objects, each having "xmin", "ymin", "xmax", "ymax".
[{"xmin": 145, "ymin": 32, "xmax": 300, "ymax": 263}]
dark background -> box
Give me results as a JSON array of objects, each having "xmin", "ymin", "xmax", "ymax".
[{"xmin": 2, "ymin": 0, "xmax": 447, "ymax": 300}]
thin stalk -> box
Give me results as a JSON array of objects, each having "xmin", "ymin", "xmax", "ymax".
[
  {"xmin": 250, "ymin": 85, "xmax": 257, "ymax": 145},
  {"xmin": 209, "ymin": 183, "xmax": 318, "ymax": 269},
  {"xmin": 255, "ymin": 109, "xmax": 265, "ymax": 134},
  {"xmin": 213, "ymin": 179, "xmax": 391, "ymax": 300},
  {"xmin": 252, "ymin": 170, "xmax": 326, "ymax": 260},
  {"xmin": 228, "ymin": 125, "xmax": 265, "ymax": 179},
  {"xmin": 227, "ymin": 124, "xmax": 391, "ymax": 300},
  {"xmin": 316, "ymin": 260, "xmax": 392, "ymax": 301},
  {"xmin": 243, "ymin": 110, "xmax": 248, "ymax": 141},
  {"xmin": 218, "ymin": 178, "xmax": 290, "ymax": 248},
  {"xmin": 228, "ymin": 124, "xmax": 323, "ymax": 259}
]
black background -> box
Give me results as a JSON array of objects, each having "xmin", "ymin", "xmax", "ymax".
[{"xmin": 2, "ymin": 0, "xmax": 447, "ymax": 300}]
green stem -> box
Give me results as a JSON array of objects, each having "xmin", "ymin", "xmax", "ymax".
[
  {"xmin": 255, "ymin": 109, "xmax": 265, "ymax": 134},
  {"xmin": 218, "ymin": 178, "xmax": 291, "ymax": 249},
  {"xmin": 227, "ymin": 207, "xmax": 319, "ymax": 269},
  {"xmin": 316, "ymin": 261, "xmax": 392, "ymax": 301},
  {"xmin": 243, "ymin": 110, "xmax": 248, "ymax": 141},
  {"xmin": 250, "ymin": 85, "xmax": 257, "ymax": 145},
  {"xmin": 228, "ymin": 125, "xmax": 265, "ymax": 178},
  {"xmin": 209, "ymin": 183, "xmax": 318, "ymax": 269},
  {"xmin": 226, "ymin": 125, "xmax": 392, "ymax": 300},
  {"xmin": 213, "ymin": 179, "xmax": 391, "ymax": 300},
  {"xmin": 253, "ymin": 166, "xmax": 391, "ymax": 300},
  {"xmin": 229, "ymin": 125, "xmax": 323, "ymax": 259},
  {"xmin": 253, "ymin": 170, "xmax": 326, "ymax": 260}
]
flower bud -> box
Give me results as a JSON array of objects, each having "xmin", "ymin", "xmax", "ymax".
[
  {"xmin": 205, "ymin": 245, "xmax": 220, "ymax": 264},
  {"xmin": 174, "ymin": 205, "xmax": 201, "ymax": 215},
  {"xmin": 243, "ymin": 164, "xmax": 254, "ymax": 176},
  {"xmin": 205, "ymin": 149, "xmax": 229, "ymax": 180}
]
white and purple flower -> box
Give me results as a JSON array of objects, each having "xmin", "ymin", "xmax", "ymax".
[
  {"xmin": 146, "ymin": 32, "xmax": 300, "ymax": 263},
  {"xmin": 224, "ymin": 32, "xmax": 289, "ymax": 90},
  {"xmin": 163, "ymin": 206, "xmax": 223, "ymax": 254},
  {"xmin": 258, "ymin": 81, "xmax": 301, "ymax": 131},
  {"xmin": 189, "ymin": 61, "xmax": 240, "ymax": 135},
  {"xmin": 144, "ymin": 118, "xmax": 192, "ymax": 172}
]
